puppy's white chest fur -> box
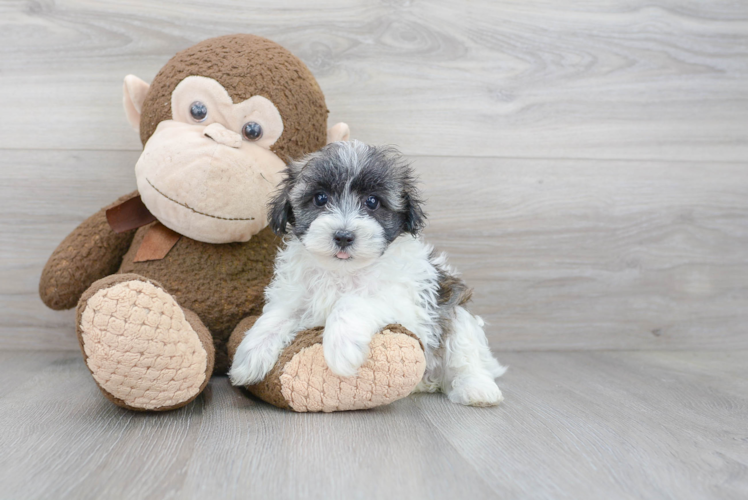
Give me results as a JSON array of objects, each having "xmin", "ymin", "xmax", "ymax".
[{"xmin": 268, "ymin": 235, "xmax": 440, "ymax": 346}]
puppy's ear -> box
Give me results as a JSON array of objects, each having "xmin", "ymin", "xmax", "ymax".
[
  {"xmin": 269, "ymin": 188, "xmax": 294, "ymax": 235},
  {"xmin": 400, "ymin": 166, "xmax": 426, "ymax": 236},
  {"xmin": 268, "ymin": 167, "xmax": 296, "ymax": 235},
  {"xmin": 403, "ymin": 191, "xmax": 426, "ymax": 236}
]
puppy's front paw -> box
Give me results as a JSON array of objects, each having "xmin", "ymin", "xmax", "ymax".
[
  {"xmin": 229, "ymin": 336, "xmax": 281, "ymax": 387},
  {"xmin": 448, "ymin": 375, "xmax": 504, "ymax": 407},
  {"xmin": 323, "ymin": 326, "xmax": 370, "ymax": 378}
]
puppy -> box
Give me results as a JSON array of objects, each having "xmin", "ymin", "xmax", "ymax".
[{"xmin": 229, "ymin": 141, "xmax": 505, "ymax": 406}]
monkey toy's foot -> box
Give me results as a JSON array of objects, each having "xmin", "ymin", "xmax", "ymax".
[
  {"xmin": 76, "ymin": 274, "xmax": 215, "ymax": 411},
  {"xmin": 228, "ymin": 321, "xmax": 426, "ymax": 412}
]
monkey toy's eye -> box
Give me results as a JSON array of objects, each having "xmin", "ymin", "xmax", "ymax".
[
  {"xmin": 313, "ymin": 192, "xmax": 328, "ymax": 207},
  {"xmin": 365, "ymin": 195, "xmax": 380, "ymax": 210},
  {"xmin": 242, "ymin": 121, "xmax": 263, "ymax": 141},
  {"xmin": 189, "ymin": 101, "xmax": 208, "ymax": 122}
]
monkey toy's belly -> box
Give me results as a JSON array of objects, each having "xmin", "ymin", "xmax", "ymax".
[{"xmin": 118, "ymin": 223, "xmax": 281, "ymax": 372}]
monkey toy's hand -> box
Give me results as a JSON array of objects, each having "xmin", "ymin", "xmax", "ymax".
[
  {"xmin": 39, "ymin": 191, "xmax": 141, "ymax": 311},
  {"xmin": 228, "ymin": 319, "xmax": 426, "ymax": 412}
]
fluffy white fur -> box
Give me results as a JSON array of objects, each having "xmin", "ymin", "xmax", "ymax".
[
  {"xmin": 230, "ymin": 140, "xmax": 505, "ymax": 406},
  {"xmin": 230, "ymin": 233, "xmax": 506, "ymax": 406}
]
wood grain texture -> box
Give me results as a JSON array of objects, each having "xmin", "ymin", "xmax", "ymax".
[
  {"xmin": 420, "ymin": 156, "xmax": 748, "ymax": 351},
  {"xmin": 415, "ymin": 350, "xmax": 748, "ymax": 500},
  {"xmin": 0, "ymin": 349, "xmax": 745, "ymax": 500},
  {"xmin": 3, "ymin": 150, "xmax": 746, "ymax": 351},
  {"xmin": 0, "ymin": 0, "xmax": 746, "ymax": 160}
]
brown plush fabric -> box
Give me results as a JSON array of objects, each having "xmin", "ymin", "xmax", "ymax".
[
  {"xmin": 227, "ymin": 324, "xmax": 425, "ymax": 412},
  {"xmin": 118, "ymin": 224, "xmax": 280, "ymax": 374},
  {"xmin": 249, "ymin": 327, "xmax": 324, "ymax": 410},
  {"xmin": 75, "ymin": 273, "xmax": 215, "ymax": 412},
  {"xmin": 183, "ymin": 307, "xmax": 217, "ymax": 389},
  {"xmin": 231, "ymin": 321, "xmax": 310, "ymax": 410},
  {"xmin": 139, "ymin": 34, "xmax": 328, "ymax": 162},
  {"xmin": 226, "ymin": 315, "xmax": 259, "ymax": 360},
  {"xmin": 40, "ymin": 192, "xmax": 140, "ymax": 310}
]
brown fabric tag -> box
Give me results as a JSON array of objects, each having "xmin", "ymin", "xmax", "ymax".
[
  {"xmin": 106, "ymin": 195, "xmax": 157, "ymax": 233},
  {"xmin": 133, "ymin": 223, "xmax": 181, "ymax": 262}
]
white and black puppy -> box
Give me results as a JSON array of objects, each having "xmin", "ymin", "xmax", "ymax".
[{"xmin": 229, "ymin": 141, "xmax": 505, "ymax": 406}]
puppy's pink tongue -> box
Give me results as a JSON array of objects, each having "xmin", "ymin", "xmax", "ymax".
[{"xmin": 336, "ymin": 251, "xmax": 350, "ymax": 260}]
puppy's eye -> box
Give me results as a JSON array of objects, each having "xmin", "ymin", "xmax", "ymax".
[
  {"xmin": 242, "ymin": 121, "xmax": 263, "ymax": 141},
  {"xmin": 313, "ymin": 192, "xmax": 328, "ymax": 207},
  {"xmin": 365, "ymin": 195, "xmax": 380, "ymax": 210},
  {"xmin": 190, "ymin": 101, "xmax": 207, "ymax": 122}
]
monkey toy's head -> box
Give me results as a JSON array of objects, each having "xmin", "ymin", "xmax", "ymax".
[{"xmin": 122, "ymin": 34, "xmax": 349, "ymax": 244}]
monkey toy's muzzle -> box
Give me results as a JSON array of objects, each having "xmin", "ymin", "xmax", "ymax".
[{"xmin": 135, "ymin": 120, "xmax": 285, "ymax": 244}]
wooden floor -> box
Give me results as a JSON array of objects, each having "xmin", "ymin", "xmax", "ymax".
[
  {"xmin": 1, "ymin": 0, "xmax": 747, "ymax": 498},
  {"xmin": 0, "ymin": 350, "xmax": 745, "ymax": 500}
]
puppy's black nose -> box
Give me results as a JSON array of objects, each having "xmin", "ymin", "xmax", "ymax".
[{"xmin": 333, "ymin": 230, "xmax": 355, "ymax": 249}]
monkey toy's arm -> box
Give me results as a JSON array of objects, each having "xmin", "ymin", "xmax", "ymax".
[{"xmin": 39, "ymin": 191, "xmax": 141, "ymax": 310}]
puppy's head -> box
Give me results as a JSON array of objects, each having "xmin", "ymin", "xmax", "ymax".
[{"xmin": 269, "ymin": 141, "xmax": 425, "ymax": 269}]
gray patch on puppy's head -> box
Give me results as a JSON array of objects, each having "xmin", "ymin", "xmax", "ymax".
[{"xmin": 268, "ymin": 141, "xmax": 427, "ymax": 266}]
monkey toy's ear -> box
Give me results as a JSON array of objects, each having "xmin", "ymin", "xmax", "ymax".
[
  {"xmin": 326, "ymin": 122, "xmax": 350, "ymax": 144},
  {"xmin": 122, "ymin": 75, "xmax": 151, "ymax": 133}
]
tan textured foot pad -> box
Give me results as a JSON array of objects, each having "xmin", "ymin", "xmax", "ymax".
[
  {"xmin": 245, "ymin": 325, "xmax": 426, "ymax": 412},
  {"xmin": 79, "ymin": 279, "xmax": 208, "ymax": 411}
]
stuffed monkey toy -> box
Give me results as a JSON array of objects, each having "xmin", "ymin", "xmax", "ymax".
[{"xmin": 39, "ymin": 35, "xmax": 425, "ymax": 412}]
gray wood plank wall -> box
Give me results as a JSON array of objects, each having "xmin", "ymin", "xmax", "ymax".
[{"xmin": 1, "ymin": 0, "xmax": 746, "ymax": 352}]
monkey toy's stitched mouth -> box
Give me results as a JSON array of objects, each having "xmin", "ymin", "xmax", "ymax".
[{"xmin": 146, "ymin": 178, "xmax": 254, "ymax": 221}]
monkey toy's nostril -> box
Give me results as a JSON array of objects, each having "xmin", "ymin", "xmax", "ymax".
[
  {"xmin": 203, "ymin": 122, "xmax": 242, "ymax": 148},
  {"xmin": 333, "ymin": 230, "xmax": 355, "ymax": 249}
]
